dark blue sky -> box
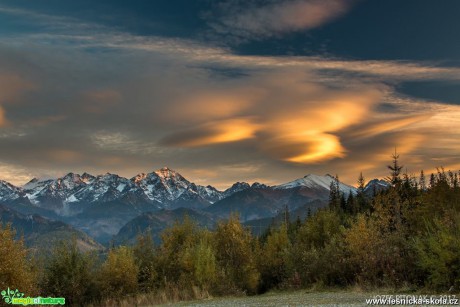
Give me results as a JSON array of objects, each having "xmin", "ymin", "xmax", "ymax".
[
  {"xmin": 3, "ymin": 0, "xmax": 460, "ymax": 61},
  {"xmin": 0, "ymin": 0, "xmax": 459, "ymax": 187}
]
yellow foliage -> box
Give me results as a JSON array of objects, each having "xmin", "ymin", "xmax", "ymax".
[
  {"xmin": 99, "ymin": 246, "xmax": 139, "ymax": 297},
  {"xmin": 0, "ymin": 224, "xmax": 36, "ymax": 294}
]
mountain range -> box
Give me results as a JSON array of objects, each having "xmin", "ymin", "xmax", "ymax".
[{"xmin": 0, "ymin": 167, "xmax": 389, "ymax": 248}]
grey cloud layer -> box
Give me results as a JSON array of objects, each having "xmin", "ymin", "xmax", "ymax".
[{"xmin": 0, "ymin": 5, "xmax": 460, "ymax": 188}]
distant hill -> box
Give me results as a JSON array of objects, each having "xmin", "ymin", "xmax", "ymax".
[
  {"xmin": 112, "ymin": 208, "xmax": 215, "ymax": 245},
  {"xmin": 0, "ymin": 204, "xmax": 103, "ymax": 252},
  {"xmin": 243, "ymin": 199, "xmax": 326, "ymax": 236}
]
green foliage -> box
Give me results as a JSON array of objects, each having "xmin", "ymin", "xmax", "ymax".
[
  {"xmin": 133, "ymin": 233, "xmax": 157, "ymax": 292},
  {"xmin": 291, "ymin": 210, "xmax": 349, "ymax": 286},
  {"xmin": 41, "ymin": 238, "xmax": 96, "ymax": 305},
  {"xmin": 258, "ymin": 224, "xmax": 292, "ymax": 291},
  {"xmin": 214, "ymin": 214, "xmax": 260, "ymax": 294},
  {"xmin": 414, "ymin": 213, "xmax": 460, "ymax": 291},
  {"xmin": 192, "ymin": 236, "xmax": 218, "ymax": 291},
  {"xmin": 155, "ymin": 217, "xmax": 199, "ymax": 285},
  {"xmin": 98, "ymin": 246, "xmax": 139, "ymax": 298},
  {"xmin": 295, "ymin": 209, "xmax": 342, "ymax": 249}
]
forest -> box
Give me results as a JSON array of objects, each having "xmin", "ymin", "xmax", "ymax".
[{"xmin": 1, "ymin": 153, "xmax": 459, "ymax": 306}]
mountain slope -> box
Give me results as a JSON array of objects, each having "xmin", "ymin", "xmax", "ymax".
[
  {"xmin": 206, "ymin": 174, "xmax": 355, "ymax": 222},
  {"xmin": 0, "ymin": 204, "xmax": 103, "ymax": 252}
]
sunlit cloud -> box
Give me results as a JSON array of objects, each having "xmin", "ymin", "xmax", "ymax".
[
  {"xmin": 347, "ymin": 114, "xmax": 433, "ymax": 139},
  {"xmin": 0, "ymin": 162, "xmax": 35, "ymax": 185},
  {"xmin": 0, "ymin": 3, "xmax": 459, "ymax": 187},
  {"xmin": 161, "ymin": 118, "xmax": 261, "ymax": 147}
]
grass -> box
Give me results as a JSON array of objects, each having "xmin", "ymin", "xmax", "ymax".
[{"xmin": 96, "ymin": 285, "xmax": 448, "ymax": 306}]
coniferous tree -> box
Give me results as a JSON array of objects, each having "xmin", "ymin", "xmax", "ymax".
[
  {"xmin": 386, "ymin": 149, "xmax": 403, "ymax": 187},
  {"xmin": 346, "ymin": 192, "xmax": 357, "ymax": 215},
  {"xmin": 133, "ymin": 233, "xmax": 157, "ymax": 292},
  {"xmin": 356, "ymin": 172, "xmax": 368, "ymax": 213},
  {"xmin": 306, "ymin": 208, "xmax": 312, "ymax": 219},
  {"xmin": 429, "ymin": 173, "xmax": 436, "ymax": 188},
  {"xmin": 419, "ymin": 170, "xmax": 426, "ymax": 191},
  {"xmin": 340, "ymin": 193, "xmax": 347, "ymax": 213},
  {"xmin": 329, "ymin": 175, "xmax": 341, "ymax": 212}
]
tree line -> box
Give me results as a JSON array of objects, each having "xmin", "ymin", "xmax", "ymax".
[{"xmin": 1, "ymin": 153, "xmax": 459, "ymax": 305}]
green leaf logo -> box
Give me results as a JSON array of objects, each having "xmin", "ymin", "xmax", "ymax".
[{"xmin": 1, "ymin": 288, "xmax": 24, "ymax": 304}]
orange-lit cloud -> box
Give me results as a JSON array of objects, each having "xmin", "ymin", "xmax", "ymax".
[
  {"xmin": 160, "ymin": 73, "xmax": 383, "ymax": 164},
  {"xmin": 347, "ymin": 114, "xmax": 433, "ymax": 139},
  {"xmin": 285, "ymin": 134, "xmax": 345, "ymax": 163},
  {"xmin": 162, "ymin": 118, "xmax": 260, "ymax": 147},
  {"xmin": 165, "ymin": 90, "xmax": 260, "ymax": 123}
]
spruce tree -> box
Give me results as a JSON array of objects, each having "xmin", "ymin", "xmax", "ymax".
[
  {"xmin": 387, "ymin": 149, "xmax": 403, "ymax": 187},
  {"xmin": 356, "ymin": 172, "xmax": 368, "ymax": 213},
  {"xmin": 419, "ymin": 170, "xmax": 426, "ymax": 191}
]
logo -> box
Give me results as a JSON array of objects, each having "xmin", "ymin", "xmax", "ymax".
[{"xmin": 1, "ymin": 288, "xmax": 65, "ymax": 306}]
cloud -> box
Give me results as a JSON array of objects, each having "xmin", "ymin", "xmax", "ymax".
[
  {"xmin": 0, "ymin": 4, "xmax": 460, "ymax": 188},
  {"xmin": 207, "ymin": 0, "xmax": 352, "ymax": 40},
  {"xmin": 161, "ymin": 118, "xmax": 261, "ymax": 147},
  {"xmin": 0, "ymin": 74, "xmax": 34, "ymax": 104}
]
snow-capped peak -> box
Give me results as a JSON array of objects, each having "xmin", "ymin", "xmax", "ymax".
[
  {"xmin": 155, "ymin": 167, "xmax": 181, "ymax": 179},
  {"xmin": 132, "ymin": 173, "xmax": 147, "ymax": 183},
  {"xmin": 223, "ymin": 182, "xmax": 250, "ymax": 198},
  {"xmin": 274, "ymin": 174, "xmax": 356, "ymax": 195},
  {"xmin": 23, "ymin": 178, "xmax": 40, "ymax": 190}
]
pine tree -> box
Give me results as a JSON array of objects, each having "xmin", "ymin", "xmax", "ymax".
[
  {"xmin": 419, "ymin": 170, "xmax": 426, "ymax": 191},
  {"xmin": 346, "ymin": 192, "xmax": 357, "ymax": 215},
  {"xmin": 356, "ymin": 172, "xmax": 368, "ymax": 213},
  {"xmin": 307, "ymin": 208, "xmax": 312, "ymax": 219},
  {"xmin": 357, "ymin": 172, "xmax": 365, "ymax": 194},
  {"xmin": 387, "ymin": 149, "xmax": 403, "ymax": 187},
  {"xmin": 329, "ymin": 175, "xmax": 341, "ymax": 212},
  {"xmin": 429, "ymin": 173, "xmax": 436, "ymax": 188}
]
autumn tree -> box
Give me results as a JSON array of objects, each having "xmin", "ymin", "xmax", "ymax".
[
  {"xmin": 214, "ymin": 214, "xmax": 259, "ymax": 294},
  {"xmin": 133, "ymin": 233, "xmax": 157, "ymax": 292},
  {"xmin": 41, "ymin": 238, "xmax": 96, "ymax": 305},
  {"xmin": 98, "ymin": 246, "xmax": 139, "ymax": 298},
  {"xmin": 258, "ymin": 223, "xmax": 292, "ymax": 291},
  {"xmin": 0, "ymin": 224, "xmax": 36, "ymax": 295}
]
